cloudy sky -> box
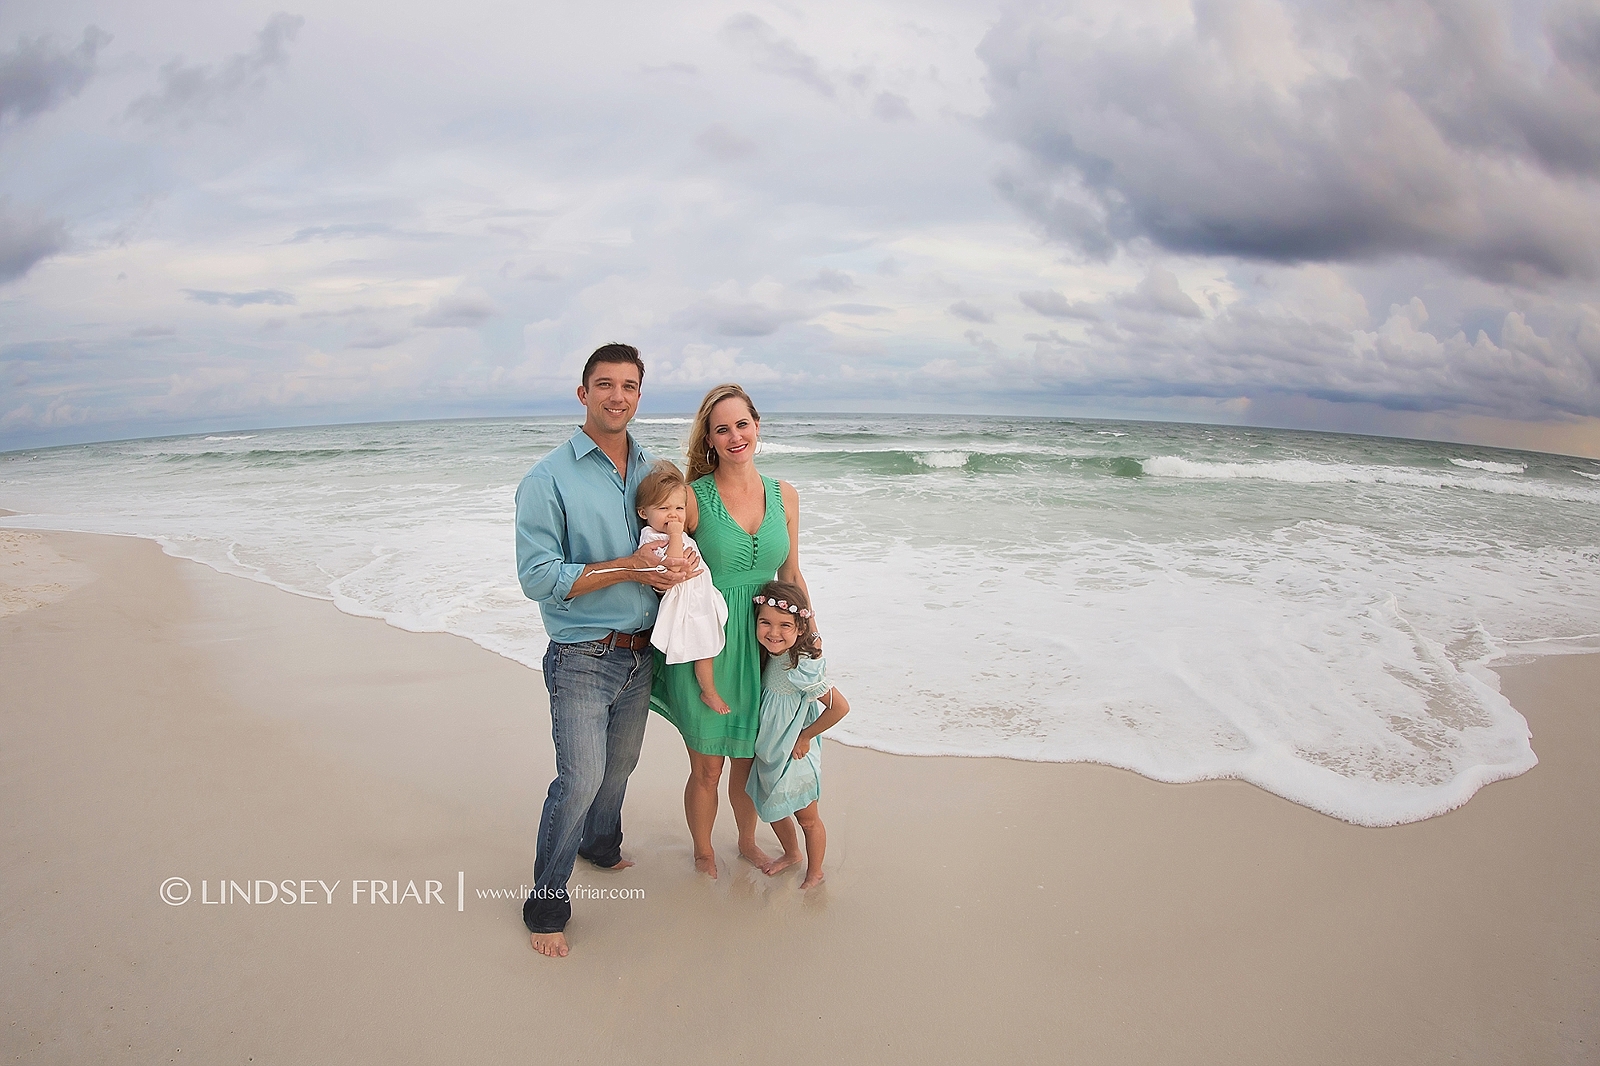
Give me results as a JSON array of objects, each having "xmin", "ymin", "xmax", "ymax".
[{"xmin": 2, "ymin": 0, "xmax": 1598, "ymax": 455}]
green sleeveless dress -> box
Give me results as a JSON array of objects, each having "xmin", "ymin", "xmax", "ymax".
[{"xmin": 651, "ymin": 474, "xmax": 788, "ymax": 758}]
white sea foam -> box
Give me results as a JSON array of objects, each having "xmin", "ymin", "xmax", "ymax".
[
  {"xmin": 1450, "ymin": 457, "xmax": 1526, "ymax": 473},
  {"xmin": 1576, "ymin": 470, "xmax": 1600, "ymax": 482},
  {"xmin": 1141, "ymin": 455, "xmax": 1600, "ymax": 503},
  {"xmin": 3, "ymin": 415, "xmax": 1595, "ymax": 827},
  {"xmin": 203, "ymin": 434, "xmax": 256, "ymax": 441},
  {"xmin": 634, "ymin": 417, "xmax": 691, "ymax": 424}
]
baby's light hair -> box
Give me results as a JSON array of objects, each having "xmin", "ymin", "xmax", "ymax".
[{"xmin": 636, "ymin": 460, "xmax": 689, "ymax": 513}]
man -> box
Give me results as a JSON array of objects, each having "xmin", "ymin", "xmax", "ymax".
[{"xmin": 514, "ymin": 343, "xmax": 692, "ymax": 958}]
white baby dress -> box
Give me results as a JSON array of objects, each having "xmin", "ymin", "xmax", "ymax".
[{"xmin": 640, "ymin": 527, "xmax": 728, "ymax": 663}]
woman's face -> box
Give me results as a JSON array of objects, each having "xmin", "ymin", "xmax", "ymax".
[{"xmin": 707, "ymin": 396, "xmax": 759, "ymax": 466}]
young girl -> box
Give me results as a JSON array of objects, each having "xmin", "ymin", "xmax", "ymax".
[
  {"xmin": 635, "ymin": 461, "xmax": 730, "ymax": 714},
  {"xmin": 745, "ymin": 580, "xmax": 850, "ymax": 889}
]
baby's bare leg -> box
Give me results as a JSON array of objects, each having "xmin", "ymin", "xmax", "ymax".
[
  {"xmin": 794, "ymin": 802, "xmax": 826, "ymax": 888},
  {"xmin": 761, "ymin": 817, "xmax": 803, "ymax": 875},
  {"xmin": 694, "ymin": 659, "xmax": 730, "ymax": 715}
]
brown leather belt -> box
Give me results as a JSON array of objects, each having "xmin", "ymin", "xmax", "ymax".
[{"xmin": 595, "ymin": 629, "xmax": 653, "ymax": 651}]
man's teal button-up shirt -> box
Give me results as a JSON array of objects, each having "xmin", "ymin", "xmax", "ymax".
[{"xmin": 514, "ymin": 428, "xmax": 658, "ymax": 644}]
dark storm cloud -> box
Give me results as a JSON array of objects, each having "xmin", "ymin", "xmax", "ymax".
[
  {"xmin": 0, "ymin": 26, "xmax": 110, "ymax": 123},
  {"xmin": 1015, "ymin": 289, "xmax": 1600, "ymax": 420},
  {"xmin": 949, "ymin": 300, "xmax": 993, "ymax": 324},
  {"xmin": 414, "ymin": 293, "xmax": 497, "ymax": 328},
  {"xmin": 872, "ymin": 91, "xmax": 914, "ymax": 122},
  {"xmin": 694, "ymin": 124, "xmax": 759, "ymax": 161},
  {"xmin": 1116, "ymin": 266, "xmax": 1203, "ymax": 318},
  {"xmin": 0, "ymin": 202, "xmax": 69, "ymax": 284},
  {"xmin": 184, "ymin": 288, "xmax": 296, "ymax": 306},
  {"xmin": 127, "ymin": 13, "xmax": 304, "ymax": 124},
  {"xmin": 286, "ymin": 223, "xmax": 395, "ymax": 243},
  {"xmin": 1018, "ymin": 289, "xmax": 1099, "ymax": 321},
  {"xmin": 674, "ymin": 298, "xmax": 808, "ymax": 338},
  {"xmin": 981, "ymin": 0, "xmax": 1600, "ymax": 281},
  {"xmin": 721, "ymin": 14, "xmax": 835, "ymax": 98},
  {"xmin": 804, "ymin": 268, "xmax": 859, "ymax": 293}
]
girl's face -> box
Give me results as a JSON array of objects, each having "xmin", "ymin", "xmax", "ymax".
[
  {"xmin": 756, "ymin": 604, "xmax": 800, "ymax": 656},
  {"xmin": 708, "ymin": 397, "xmax": 759, "ymax": 466},
  {"xmin": 639, "ymin": 487, "xmax": 687, "ymax": 533}
]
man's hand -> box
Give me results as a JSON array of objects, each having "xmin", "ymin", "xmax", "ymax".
[{"xmin": 627, "ymin": 543, "xmax": 678, "ymax": 591}]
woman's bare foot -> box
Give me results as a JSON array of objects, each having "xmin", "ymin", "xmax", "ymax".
[
  {"xmin": 694, "ymin": 851, "xmax": 718, "ymax": 879},
  {"xmin": 530, "ymin": 931, "xmax": 569, "ymax": 957},
  {"xmin": 760, "ymin": 851, "xmax": 803, "ymax": 876},
  {"xmin": 799, "ymin": 871, "xmax": 825, "ymax": 890},
  {"xmin": 738, "ymin": 840, "xmax": 775, "ymax": 867},
  {"xmin": 699, "ymin": 688, "xmax": 731, "ymax": 715}
]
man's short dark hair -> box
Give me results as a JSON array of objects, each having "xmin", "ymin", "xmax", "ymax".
[{"xmin": 582, "ymin": 343, "xmax": 645, "ymax": 389}]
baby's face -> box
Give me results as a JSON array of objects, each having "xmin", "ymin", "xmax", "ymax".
[{"xmin": 640, "ymin": 489, "xmax": 687, "ymax": 533}]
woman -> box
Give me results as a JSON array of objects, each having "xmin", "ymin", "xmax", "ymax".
[{"xmin": 651, "ymin": 383, "xmax": 812, "ymax": 878}]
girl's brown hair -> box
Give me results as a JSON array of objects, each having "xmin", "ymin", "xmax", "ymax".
[
  {"xmin": 635, "ymin": 460, "xmax": 689, "ymax": 513},
  {"xmin": 754, "ymin": 579, "xmax": 821, "ymax": 669},
  {"xmin": 686, "ymin": 383, "xmax": 760, "ymax": 481}
]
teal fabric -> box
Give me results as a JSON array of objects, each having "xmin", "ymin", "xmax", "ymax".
[
  {"xmin": 746, "ymin": 655, "xmax": 831, "ymax": 822},
  {"xmin": 514, "ymin": 428, "xmax": 658, "ymax": 644}
]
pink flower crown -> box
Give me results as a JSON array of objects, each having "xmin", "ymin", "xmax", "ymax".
[{"xmin": 753, "ymin": 594, "xmax": 812, "ymax": 618}]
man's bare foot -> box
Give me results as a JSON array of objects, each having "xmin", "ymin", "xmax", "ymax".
[
  {"xmin": 738, "ymin": 840, "xmax": 775, "ymax": 867},
  {"xmin": 699, "ymin": 689, "xmax": 731, "ymax": 715},
  {"xmin": 760, "ymin": 852, "xmax": 803, "ymax": 876},
  {"xmin": 799, "ymin": 872, "xmax": 825, "ymax": 890},
  {"xmin": 694, "ymin": 852, "xmax": 718, "ymax": 879},
  {"xmin": 588, "ymin": 856, "xmax": 634, "ymax": 871},
  {"xmin": 530, "ymin": 931, "xmax": 569, "ymax": 957}
]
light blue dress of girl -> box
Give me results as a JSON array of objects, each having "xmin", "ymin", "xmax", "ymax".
[{"xmin": 746, "ymin": 655, "xmax": 832, "ymax": 823}]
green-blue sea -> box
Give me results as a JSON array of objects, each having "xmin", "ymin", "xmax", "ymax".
[{"xmin": 6, "ymin": 413, "xmax": 1599, "ymax": 826}]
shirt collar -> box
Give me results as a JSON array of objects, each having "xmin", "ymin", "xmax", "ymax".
[{"xmin": 570, "ymin": 427, "xmax": 642, "ymax": 465}]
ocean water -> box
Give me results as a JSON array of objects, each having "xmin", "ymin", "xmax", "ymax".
[{"xmin": 5, "ymin": 414, "xmax": 1599, "ymax": 826}]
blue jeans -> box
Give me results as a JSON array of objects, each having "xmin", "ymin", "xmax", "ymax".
[{"xmin": 523, "ymin": 639, "xmax": 653, "ymax": 934}]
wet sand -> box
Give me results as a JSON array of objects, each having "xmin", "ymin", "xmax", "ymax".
[{"xmin": 2, "ymin": 530, "xmax": 1595, "ymax": 1064}]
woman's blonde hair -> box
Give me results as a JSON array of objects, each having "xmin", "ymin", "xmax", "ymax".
[
  {"xmin": 686, "ymin": 383, "xmax": 760, "ymax": 481},
  {"xmin": 635, "ymin": 460, "xmax": 689, "ymax": 513}
]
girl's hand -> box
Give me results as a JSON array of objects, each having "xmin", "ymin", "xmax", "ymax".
[{"xmin": 790, "ymin": 736, "xmax": 811, "ymax": 760}]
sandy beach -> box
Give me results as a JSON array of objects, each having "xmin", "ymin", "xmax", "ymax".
[{"xmin": 2, "ymin": 528, "xmax": 1595, "ymax": 1064}]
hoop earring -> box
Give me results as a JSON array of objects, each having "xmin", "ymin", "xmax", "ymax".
[
  {"xmin": 706, "ymin": 448, "xmax": 716, "ymax": 466},
  {"xmin": 754, "ymin": 440, "xmax": 764, "ymax": 455}
]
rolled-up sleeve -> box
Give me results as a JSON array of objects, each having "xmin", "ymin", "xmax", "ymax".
[{"xmin": 515, "ymin": 473, "xmax": 584, "ymax": 610}]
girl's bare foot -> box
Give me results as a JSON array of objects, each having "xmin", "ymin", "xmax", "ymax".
[
  {"xmin": 699, "ymin": 689, "xmax": 731, "ymax": 715},
  {"xmin": 530, "ymin": 931, "xmax": 569, "ymax": 957},
  {"xmin": 738, "ymin": 840, "xmax": 775, "ymax": 867},
  {"xmin": 799, "ymin": 871, "xmax": 825, "ymax": 890},
  {"xmin": 694, "ymin": 852, "xmax": 718, "ymax": 879},
  {"xmin": 760, "ymin": 851, "xmax": 803, "ymax": 876}
]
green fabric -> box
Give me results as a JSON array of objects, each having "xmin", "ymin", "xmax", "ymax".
[{"xmin": 651, "ymin": 474, "xmax": 788, "ymax": 758}]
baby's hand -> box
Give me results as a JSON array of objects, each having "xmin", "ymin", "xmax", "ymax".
[
  {"xmin": 664, "ymin": 514, "xmax": 684, "ymax": 532},
  {"xmin": 790, "ymin": 736, "xmax": 811, "ymax": 760}
]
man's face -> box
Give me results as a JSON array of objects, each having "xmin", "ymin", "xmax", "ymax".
[{"xmin": 577, "ymin": 360, "xmax": 642, "ymax": 436}]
